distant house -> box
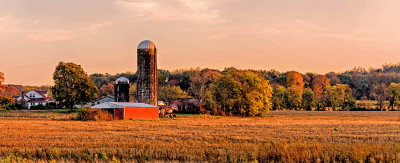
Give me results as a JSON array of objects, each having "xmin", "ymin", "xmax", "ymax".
[
  {"xmin": 74, "ymin": 95, "xmax": 116, "ymax": 109},
  {"xmin": 15, "ymin": 90, "xmax": 55, "ymax": 109},
  {"xmin": 92, "ymin": 95, "xmax": 115, "ymax": 105}
]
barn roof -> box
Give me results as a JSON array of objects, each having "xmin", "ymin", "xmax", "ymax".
[{"xmin": 91, "ymin": 102, "xmax": 158, "ymax": 109}]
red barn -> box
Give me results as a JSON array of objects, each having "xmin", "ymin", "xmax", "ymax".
[{"xmin": 91, "ymin": 102, "xmax": 159, "ymax": 120}]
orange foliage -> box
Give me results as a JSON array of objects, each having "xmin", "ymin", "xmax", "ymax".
[
  {"xmin": 312, "ymin": 75, "xmax": 331, "ymax": 100},
  {"xmin": 99, "ymin": 83, "xmax": 114, "ymax": 97},
  {"xmin": 1, "ymin": 85, "xmax": 19, "ymax": 97},
  {"xmin": 286, "ymin": 71, "xmax": 304, "ymax": 92}
]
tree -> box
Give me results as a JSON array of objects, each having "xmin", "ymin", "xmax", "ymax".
[
  {"xmin": 324, "ymin": 84, "xmax": 353, "ymax": 110},
  {"xmin": 302, "ymin": 89, "xmax": 314, "ymax": 110},
  {"xmin": 179, "ymin": 71, "xmax": 191, "ymax": 91},
  {"xmin": 204, "ymin": 68, "xmax": 273, "ymax": 116},
  {"xmin": 272, "ymin": 86, "xmax": 287, "ymax": 110},
  {"xmin": 158, "ymin": 85, "xmax": 189, "ymax": 102},
  {"xmin": 286, "ymin": 71, "xmax": 304, "ymax": 110},
  {"xmin": 303, "ymin": 72, "xmax": 316, "ymax": 88},
  {"xmin": 0, "ymin": 96, "xmax": 14, "ymax": 108},
  {"xmin": 388, "ymin": 83, "xmax": 400, "ymax": 110},
  {"xmin": 51, "ymin": 62, "xmax": 98, "ymax": 111},
  {"xmin": 0, "ymin": 73, "xmax": 15, "ymax": 108},
  {"xmin": 0, "ymin": 72, "xmax": 4, "ymax": 92},
  {"xmin": 99, "ymin": 83, "xmax": 114, "ymax": 97},
  {"xmin": 90, "ymin": 73, "xmax": 108, "ymax": 89},
  {"xmin": 370, "ymin": 84, "xmax": 388, "ymax": 110},
  {"xmin": 1, "ymin": 85, "xmax": 19, "ymax": 97},
  {"xmin": 312, "ymin": 75, "xmax": 330, "ymax": 109},
  {"xmin": 158, "ymin": 69, "xmax": 171, "ymax": 87},
  {"xmin": 189, "ymin": 68, "xmax": 222, "ymax": 99},
  {"xmin": 326, "ymin": 72, "xmax": 341, "ymax": 85}
]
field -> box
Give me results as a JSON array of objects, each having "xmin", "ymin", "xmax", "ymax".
[{"xmin": 0, "ymin": 110, "xmax": 399, "ymax": 162}]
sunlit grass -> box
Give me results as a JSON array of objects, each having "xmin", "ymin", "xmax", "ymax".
[{"xmin": 0, "ymin": 110, "xmax": 398, "ymax": 162}]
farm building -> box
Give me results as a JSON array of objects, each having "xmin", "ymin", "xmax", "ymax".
[{"xmin": 91, "ymin": 102, "xmax": 159, "ymax": 120}]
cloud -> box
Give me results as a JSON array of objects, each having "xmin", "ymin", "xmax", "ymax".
[
  {"xmin": 27, "ymin": 30, "xmax": 75, "ymax": 42},
  {"xmin": 0, "ymin": 5, "xmax": 113, "ymax": 42},
  {"xmin": 115, "ymin": 0, "xmax": 223, "ymax": 24},
  {"xmin": 0, "ymin": 11, "xmax": 23, "ymax": 34}
]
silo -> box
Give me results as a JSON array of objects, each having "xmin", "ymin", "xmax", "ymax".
[
  {"xmin": 115, "ymin": 77, "xmax": 130, "ymax": 102},
  {"xmin": 137, "ymin": 40, "xmax": 157, "ymax": 106}
]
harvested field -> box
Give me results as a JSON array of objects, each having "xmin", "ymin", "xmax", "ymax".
[{"xmin": 0, "ymin": 110, "xmax": 399, "ymax": 162}]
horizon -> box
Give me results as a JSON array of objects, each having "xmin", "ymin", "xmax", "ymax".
[{"xmin": 2, "ymin": 0, "xmax": 400, "ymax": 85}]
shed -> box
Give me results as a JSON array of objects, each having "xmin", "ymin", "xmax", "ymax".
[{"xmin": 91, "ymin": 102, "xmax": 159, "ymax": 120}]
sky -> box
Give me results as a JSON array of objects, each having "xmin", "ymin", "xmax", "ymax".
[{"xmin": 1, "ymin": 0, "xmax": 400, "ymax": 85}]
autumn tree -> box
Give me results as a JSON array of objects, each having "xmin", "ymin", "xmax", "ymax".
[
  {"xmin": 204, "ymin": 68, "xmax": 273, "ymax": 116},
  {"xmin": 370, "ymin": 83, "xmax": 388, "ymax": 110},
  {"xmin": 99, "ymin": 83, "xmax": 114, "ymax": 97},
  {"xmin": 189, "ymin": 68, "xmax": 222, "ymax": 99},
  {"xmin": 0, "ymin": 72, "xmax": 4, "ymax": 92},
  {"xmin": 388, "ymin": 83, "xmax": 400, "ymax": 110},
  {"xmin": 302, "ymin": 88, "xmax": 314, "ymax": 110},
  {"xmin": 90, "ymin": 73, "xmax": 108, "ymax": 89},
  {"xmin": 1, "ymin": 85, "xmax": 19, "ymax": 97},
  {"xmin": 303, "ymin": 72, "xmax": 316, "ymax": 88},
  {"xmin": 51, "ymin": 62, "xmax": 98, "ymax": 111},
  {"xmin": 286, "ymin": 71, "xmax": 304, "ymax": 110},
  {"xmin": 0, "ymin": 73, "xmax": 14, "ymax": 108},
  {"xmin": 324, "ymin": 84, "xmax": 353, "ymax": 110},
  {"xmin": 272, "ymin": 86, "xmax": 287, "ymax": 110},
  {"xmin": 326, "ymin": 72, "xmax": 341, "ymax": 85},
  {"xmin": 312, "ymin": 75, "xmax": 330, "ymax": 110},
  {"xmin": 158, "ymin": 85, "xmax": 189, "ymax": 103}
]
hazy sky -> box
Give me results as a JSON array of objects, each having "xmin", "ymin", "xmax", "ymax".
[{"xmin": 1, "ymin": 0, "xmax": 400, "ymax": 85}]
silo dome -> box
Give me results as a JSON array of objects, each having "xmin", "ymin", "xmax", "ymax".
[
  {"xmin": 115, "ymin": 77, "xmax": 130, "ymax": 84},
  {"xmin": 138, "ymin": 40, "xmax": 156, "ymax": 50}
]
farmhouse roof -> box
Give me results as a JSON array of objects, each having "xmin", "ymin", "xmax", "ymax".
[{"xmin": 91, "ymin": 102, "xmax": 158, "ymax": 109}]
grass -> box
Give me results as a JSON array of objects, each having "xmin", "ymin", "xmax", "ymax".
[{"xmin": 0, "ymin": 110, "xmax": 399, "ymax": 162}]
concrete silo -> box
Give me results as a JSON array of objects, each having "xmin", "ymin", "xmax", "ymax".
[
  {"xmin": 137, "ymin": 40, "xmax": 157, "ymax": 106},
  {"xmin": 115, "ymin": 77, "xmax": 130, "ymax": 102}
]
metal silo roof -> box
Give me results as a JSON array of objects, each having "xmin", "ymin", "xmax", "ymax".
[
  {"xmin": 138, "ymin": 40, "xmax": 156, "ymax": 50},
  {"xmin": 115, "ymin": 77, "xmax": 130, "ymax": 84}
]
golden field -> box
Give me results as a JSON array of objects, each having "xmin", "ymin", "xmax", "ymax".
[{"xmin": 0, "ymin": 110, "xmax": 399, "ymax": 162}]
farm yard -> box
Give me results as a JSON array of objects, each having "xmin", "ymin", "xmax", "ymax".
[{"xmin": 0, "ymin": 110, "xmax": 399, "ymax": 162}]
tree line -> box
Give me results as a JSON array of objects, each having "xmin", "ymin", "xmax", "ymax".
[{"xmin": 4, "ymin": 62, "xmax": 400, "ymax": 114}]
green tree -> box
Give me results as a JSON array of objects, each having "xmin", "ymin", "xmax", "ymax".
[
  {"xmin": 272, "ymin": 86, "xmax": 287, "ymax": 110},
  {"xmin": 158, "ymin": 69, "xmax": 171, "ymax": 87},
  {"xmin": 205, "ymin": 68, "xmax": 273, "ymax": 116},
  {"xmin": 90, "ymin": 73, "xmax": 108, "ymax": 89},
  {"xmin": 51, "ymin": 62, "xmax": 98, "ymax": 111},
  {"xmin": 158, "ymin": 85, "xmax": 189, "ymax": 102},
  {"xmin": 324, "ymin": 84, "xmax": 353, "ymax": 110},
  {"xmin": 389, "ymin": 83, "xmax": 400, "ymax": 110},
  {"xmin": 302, "ymin": 89, "xmax": 314, "ymax": 110},
  {"xmin": 179, "ymin": 71, "xmax": 191, "ymax": 91}
]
